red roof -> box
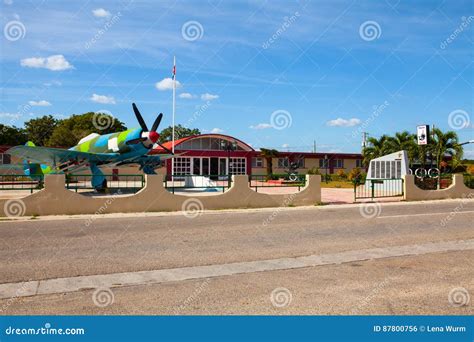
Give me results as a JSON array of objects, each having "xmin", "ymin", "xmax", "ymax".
[
  {"xmin": 150, "ymin": 134, "xmax": 254, "ymax": 154},
  {"xmin": 151, "ymin": 136, "xmax": 194, "ymax": 154}
]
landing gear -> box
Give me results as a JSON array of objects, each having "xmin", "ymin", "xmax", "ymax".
[{"xmin": 90, "ymin": 164, "xmax": 107, "ymax": 192}]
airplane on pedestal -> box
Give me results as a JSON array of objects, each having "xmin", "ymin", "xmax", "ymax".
[{"xmin": 6, "ymin": 103, "xmax": 176, "ymax": 190}]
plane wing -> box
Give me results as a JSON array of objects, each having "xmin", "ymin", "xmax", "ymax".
[
  {"xmin": 7, "ymin": 145, "xmax": 120, "ymax": 166},
  {"xmin": 115, "ymin": 154, "xmax": 176, "ymax": 167}
]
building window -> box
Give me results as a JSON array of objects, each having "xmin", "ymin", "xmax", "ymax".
[
  {"xmin": 293, "ymin": 157, "xmax": 305, "ymax": 168},
  {"xmin": 252, "ymin": 157, "xmax": 264, "ymax": 168},
  {"xmin": 173, "ymin": 157, "xmax": 191, "ymax": 175},
  {"xmin": 277, "ymin": 158, "xmax": 289, "ymax": 168},
  {"xmin": 356, "ymin": 159, "xmax": 363, "ymax": 168},
  {"xmin": 319, "ymin": 159, "xmax": 329, "ymax": 168},
  {"xmin": 229, "ymin": 157, "xmax": 246, "ymax": 174},
  {"xmin": 333, "ymin": 159, "xmax": 343, "ymax": 168},
  {"xmin": 0, "ymin": 154, "xmax": 11, "ymax": 165}
]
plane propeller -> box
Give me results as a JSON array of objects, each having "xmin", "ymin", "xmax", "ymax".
[{"xmin": 126, "ymin": 103, "xmax": 174, "ymax": 154}]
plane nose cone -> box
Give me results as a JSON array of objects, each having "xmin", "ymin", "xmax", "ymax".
[{"xmin": 149, "ymin": 131, "xmax": 159, "ymax": 143}]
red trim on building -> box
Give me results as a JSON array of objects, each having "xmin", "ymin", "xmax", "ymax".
[{"xmin": 151, "ymin": 134, "xmax": 363, "ymax": 175}]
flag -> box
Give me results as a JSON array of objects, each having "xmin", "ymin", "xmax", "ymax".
[{"xmin": 172, "ymin": 58, "xmax": 176, "ymax": 80}]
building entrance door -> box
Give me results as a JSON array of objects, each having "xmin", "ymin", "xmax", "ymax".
[{"xmin": 210, "ymin": 158, "xmax": 219, "ymax": 179}]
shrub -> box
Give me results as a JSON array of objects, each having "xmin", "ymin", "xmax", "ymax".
[
  {"xmin": 336, "ymin": 169, "xmax": 347, "ymax": 180},
  {"xmin": 307, "ymin": 167, "xmax": 321, "ymax": 175},
  {"xmin": 348, "ymin": 167, "xmax": 363, "ymax": 183},
  {"xmin": 467, "ymin": 164, "xmax": 474, "ymax": 175}
]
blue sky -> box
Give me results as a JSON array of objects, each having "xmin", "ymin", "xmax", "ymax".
[{"xmin": 1, "ymin": 0, "xmax": 473, "ymax": 156}]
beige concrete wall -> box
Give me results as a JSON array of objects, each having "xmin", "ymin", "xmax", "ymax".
[
  {"xmin": 251, "ymin": 167, "xmax": 267, "ymax": 175},
  {"xmin": 343, "ymin": 159, "xmax": 357, "ymax": 173},
  {"xmin": 0, "ymin": 174, "xmax": 321, "ymax": 217},
  {"xmin": 403, "ymin": 174, "xmax": 474, "ymax": 201}
]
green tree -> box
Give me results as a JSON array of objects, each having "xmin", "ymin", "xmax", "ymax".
[
  {"xmin": 24, "ymin": 115, "xmax": 59, "ymax": 146},
  {"xmin": 362, "ymin": 135, "xmax": 390, "ymax": 166},
  {"xmin": 46, "ymin": 112, "xmax": 126, "ymax": 147},
  {"xmin": 0, "ymin": 124, "xmax": 27, "ymax": 145},
  {"xmin": 430, "ymin": 128, "xmax": 462, "ymax": 169},
  {"xmin": 260, "ymin": 148, "xmax": 279, "ymax": 178},
  {"xmin": 386, "ymin": 131, "xmax": 417, "ymax": 166},
  {"xmin": 158, "ymin": 125, "xmax": 201, "ymax": 143}
]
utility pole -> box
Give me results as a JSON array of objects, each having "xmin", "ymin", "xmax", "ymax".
[
  {"xmin": 361, "ymin": 132, "xmax": 369, "ymax": 150},
  {"xmin": 313, "ymin": 140, "xmax": 316, "ymax": 153},
  {"xmin": 171, "ymin": 56, "xmax": 176, "ymax": 180}
]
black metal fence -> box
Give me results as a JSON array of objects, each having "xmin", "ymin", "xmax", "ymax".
[
  {"xmin": 249, "ymin": 174, "xmax": 306, "ymax": 192},
  {"xmin": 0, "ymin": 175, "xmax": 42, "ymax": 193},
  {"xmin": 66, "ymin": 174, "xmax": 144, "ymax": 193},
  {"xmin": 414, "ymin": 174, "xmax": 452, "ymax": 190},
  {"xmin": 354, "ymin": 178, "xmax": 404, "ymax": 201}
]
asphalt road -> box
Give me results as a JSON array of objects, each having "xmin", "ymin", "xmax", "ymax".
[{"xmin": 0, "ymin": 199, "xmax": 473, "ymax": 314}]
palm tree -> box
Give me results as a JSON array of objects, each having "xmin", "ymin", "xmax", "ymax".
[
  {"xmin": 386, "ymin": 131, "xmax": 417, "ymax": 166},
  {"xmin": 362, "ymin": 135, "xmax": 390, "ymax": 166},
  {"xmin": 430, "ymin": 128, "xmax": 462, "ymax": 170},
  {"xmin": 260, "ymin": 148, "xmax": 279, "ymax": 179}
]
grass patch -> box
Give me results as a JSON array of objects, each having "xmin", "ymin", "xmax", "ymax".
[{"xmin": 321, "ymin": 181, "xmax": 354, "ymax": 189}]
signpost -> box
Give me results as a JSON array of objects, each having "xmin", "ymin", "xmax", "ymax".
[{"xmin": 416, "ymin": 125, "xmax": 429, "ymax": 145}]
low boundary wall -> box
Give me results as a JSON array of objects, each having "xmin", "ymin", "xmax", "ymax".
[
  {"xmin": 403, "ymin": 174, "xmax": 474, "ymax": 201},
  {"xmin": 0, "ymin": 174, "xmax": 321, "ymax": 217}
]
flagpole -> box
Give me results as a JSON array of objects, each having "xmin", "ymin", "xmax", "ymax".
[{"xmin": 172, "ymin": 56, "xmax": 176, "ymax": 180}]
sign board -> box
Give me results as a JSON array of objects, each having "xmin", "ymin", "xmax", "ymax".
[{"xmin": 417, "ymin": 125, "xmax": 429, "ymax": 145}]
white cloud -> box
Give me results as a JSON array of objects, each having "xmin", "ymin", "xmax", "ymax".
[
  {"xmin": 4, "ymin": 0, "xmax": 13, "ymax": 5},
  {"xmin": 210, "ymin": 128, "xmax": 224, "ymax": 134},
  {"xmin": 28, "ymin": 100, "xmax": 51, "ymax": 106},
  {"xmin": 179, "ymin": 92, "xmax": 195, "ymax": 99},
  {"xmin": 327, "ymin": 118, "xmax": 361, "ymax": 127},
  {"xmin": 201, "ymin": 93, "xmax": 219, "ymax": 101},
  {"xmin": 43, "ymin": 80, "xmax": 62, "ymax": 87},
  {"xmin": 282, "ymin": 143, "xmax": 290, "ymax": 148},
  {"xmin": 92, "ymin": 8, "xmax": 111, "ymax": 18},
  {"xmin": 90, "ymin": 94, "xmax": 116, "ymax": 104},
  {"xmin": 155, "ymin": 78, "xmax": 181, "ymax": 91},
  {"xmin": 0, "ymin": 112, "xmax": 20, "ymax": 119},
  {"xmin": 20, "ymin": 55, "xmax": 73, "ymax": 71},
  {"xmin": 464, "ymin": 150, "xmax": 474, "ymax": 159},
  {"xmin": 250, "ymin": 123, "xmax": 273, "ymax": 130}
]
